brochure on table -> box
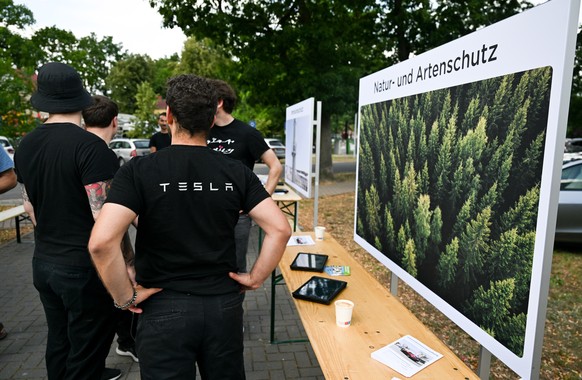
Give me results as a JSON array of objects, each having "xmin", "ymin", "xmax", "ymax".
[
  {"xmin": 287, "ymin": 235, "xmax": 316, "ymax": 246},
  {"xmin": 371, "ymin": 335, "xmax": 443, "ymax": 378}
]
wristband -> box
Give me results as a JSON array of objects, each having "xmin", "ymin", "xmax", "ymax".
[{"xmin": 114, "ymin": 289, "xmax": 137, "ymax": 310}]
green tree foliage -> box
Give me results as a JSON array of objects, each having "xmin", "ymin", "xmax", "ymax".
[
  {"xmin": 356, "ymin": 66, "xmax": 551, "ymax": 356},
  {"xmin": 466, "ymin": 278, "xmax": 526, "ymax": 355},
  {"xmin": 438, "ymin": 237, "xmax": 459, "ymax": 289},
  {"xmin": 413, "ymin": 194, "xmax": 431, "ymax": 263},
  {"xmin": 402, "ymin": 238, "xmax": 417, "ymax": 277},
  {"xmin": 31, "ymin": 29, "xmax": 124, "ymax": 94},
  {"xmin": 106, "ymin": 54, "xmax": 154, "ymax": 114},
  {"xmin": 130, "ymin": 82, "xmax": 158, "ymax": 138},
  {"xmin": 151, "ymin": 0, "xmax": 385, "ymax": 177},
  {"xmin": 459, "ymin": 207, "xmax": 491, "ymax": 288},
  {"xmin": 174, "ymin": 37, "xmax": 234, "ymax": 80},
  {"xmin": 0, "ymin": 0, "xmax": 37, "ymax": 137},
  {"xmin": 151, "ymin": 55, "xmax": 179, "ymax": 98}
]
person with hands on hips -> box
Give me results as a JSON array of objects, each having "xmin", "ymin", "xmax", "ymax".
[{"xmin": 88, "ymin": 74, "xmax": 290, "ymax": 380}]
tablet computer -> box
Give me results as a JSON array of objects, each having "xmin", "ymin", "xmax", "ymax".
[
  {"xmin": 292, "ymin": 276, "xmax": 347, "ymax": 305},
  {"xmin": 290, "ymin": 252, "xmax": 328, "ymax": 272}
]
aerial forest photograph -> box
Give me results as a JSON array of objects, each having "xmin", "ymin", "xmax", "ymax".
[{"xmin": 356, "ymin": 66, "xmax": 552, "ymax": 357}]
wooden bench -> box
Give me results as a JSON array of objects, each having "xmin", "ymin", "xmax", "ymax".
[
  {"xmin": 278, "ymin": 231, "xmax": 478, "ymax": 379},
  {"xmin": 0, "ymin": 205, "xmax": 30, "ymax": 243}
]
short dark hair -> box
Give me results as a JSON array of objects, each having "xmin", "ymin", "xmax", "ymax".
[
  {"xmin": 166, "ymin": 75, "xmax": 217, "ymax": 137},
  {"xmin": 158, "ymin": 112, "xmax": 166, "ymax": 120},
  {"xmin": 212, "ymin": 79, "xmax": 236, "ymax": 114},
  {"xmin": 82, "ymin": 95, "xmax": 118, "ymax": 128}
]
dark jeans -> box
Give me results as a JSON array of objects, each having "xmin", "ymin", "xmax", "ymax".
[
  {"xmin": 234, "ymin": 214, "xmax": 251, "ymax": 273},
  {"xmin": 116, "ymin": 308, "xmax": 137, "ymax": 349},
  {"xmin": 32, "ymin": 257, "xmax": 116, "ymax": 380},
  {"xmin": 136, "ymin": 290, "xmax": 245, "ymax": 380}
]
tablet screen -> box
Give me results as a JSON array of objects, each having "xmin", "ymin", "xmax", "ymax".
[
  {"xmin": 290, "ymin": 253, "xmax": 328, "ymax": 272},
  {"xmin": 292, "ymin": 276, "xmax": 347, "ymax": 304}
]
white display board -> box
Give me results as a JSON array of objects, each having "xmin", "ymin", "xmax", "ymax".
[
  {"xmin": 353, "ymin": 0, "xmax": 579, "ymax": 378},
  {"xmin": 285, "ymin": 97, "xmax": 315, "ymax": 198}
]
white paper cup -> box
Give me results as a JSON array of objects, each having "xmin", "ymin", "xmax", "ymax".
[
  {"xmin": 335, "ymin": 299, "xmax": 354, "ymax": 327},
  {"xmin": 315, "ymin": 226, "xmax": 326, "ymax": 240}
]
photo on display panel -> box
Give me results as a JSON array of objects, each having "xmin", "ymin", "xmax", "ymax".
[{"xmin": 356, "ymin": 66, "xmax": 552, "ymax": 357}]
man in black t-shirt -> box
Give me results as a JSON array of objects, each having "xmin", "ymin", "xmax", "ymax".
[
  {"xmin": 148, "ymin": 112, "xmax": 171, "ymax": 152},
  {"xmin": 83, "ymin": 95, "xmax": 139, "ymax": 364},
  {"xmin": 89, "ymin": 74, "xmax": 291, "ymax": 379},
  {"xmin": 14, "ymin": 63, "xmax": 122, "ymax": 380},
  {"xmin": 207, "ymin": 79, "xmax": 282, "ymax": 273}
]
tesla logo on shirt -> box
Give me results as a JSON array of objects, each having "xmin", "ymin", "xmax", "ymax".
[{"xmin": 159, "ymin": 182, "xmax": 235, "ymax": 192}]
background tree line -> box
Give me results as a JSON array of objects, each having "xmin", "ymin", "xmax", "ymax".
[
  {"xmin": 2, "ymin": 0, "xmax": 581, "ymax": 174},
  {"xmin": 356, "ymin": 67, "xmax": 552, "ymax": 356}
]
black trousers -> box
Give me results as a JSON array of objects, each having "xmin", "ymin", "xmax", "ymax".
[
  {"xmin": 137, "ymin": 289, "xmax": 245, "ymax": 380},
  {"xmin": 33, "ymin": 257, "xmax": 116, "ymax": 380}
]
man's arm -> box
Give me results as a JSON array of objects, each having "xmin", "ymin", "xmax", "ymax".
[
  {"xmin": 0, "ymin": 168, "xmax": 17, "ymax": 194},
  {"xmin": 259, "ymin": 149, "xmax": 283, "ymax": 195},
  {"xmin": 88, "ymin": 202, "xmax": 161, "ymax": 312},
  {"xmin": 21, "ymin": 185, "xmax": 36, "ymax": 226},
  {"xmin": 85, "ymin": 180, "xmax": 112, "ymax": 220},
  {"xmin": 85, "ymin": 180, "xmax": 135, "ymax": 266},
  {"xmin": 229, "ymin": 197, "xmax": 291, "ymax": 290}
]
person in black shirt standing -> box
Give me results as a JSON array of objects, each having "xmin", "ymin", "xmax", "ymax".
[
  {"xmin": 148, "ymin": 112, "xmax": 171, "ymax": 152},
  {"xmin": 83, "ymin": 95, "xmax": 139, "ymax": 363},
  {"xmin": 14, "ymin": 63, "xmax": 122, "ymax": 380},
  {"xmin": 207, "ymin": 79, "xmax": 282, "ymax": 273},
  {"xmin": 89, "ymin": 74, "xmax": 291, "ymax": 379}
]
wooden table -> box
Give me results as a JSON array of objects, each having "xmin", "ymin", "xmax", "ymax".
[
  {"xmin": 279, "ymin": 231, "xmax": 478, "ymax": 379},
  {"xmin": 272, "ymin": 184, "xmax": 302, "ymax": 231}
]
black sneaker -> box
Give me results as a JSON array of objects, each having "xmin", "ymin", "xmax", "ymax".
[
  {"xmin": 101, "ymin": 368, "xmax": 122, "ymax": 380},
  {"xmin": 116, "ymin": 345, "xmax": 139, "ymax": 362}
]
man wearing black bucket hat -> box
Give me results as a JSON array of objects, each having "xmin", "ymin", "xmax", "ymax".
[{"xmin": 14, "ymin": 62, "xmax": 122, "ymax": 380}]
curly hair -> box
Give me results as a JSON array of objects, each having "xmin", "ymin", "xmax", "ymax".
[{"xmin": 166, "ymin": 75, "xmax": 217, "ymax": 137}]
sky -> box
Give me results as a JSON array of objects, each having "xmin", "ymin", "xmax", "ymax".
[{"xmin": 16, "ymin": 0, "xmax": 187, "ymax": 60}]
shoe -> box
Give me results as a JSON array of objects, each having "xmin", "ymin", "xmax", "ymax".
[
  {"xmin": 116, "ymin": 345, "xmax": 139, "ymax": 362},
  {"xmin": 0, "ymin": 322, "xmax": 6, "ymax": 340},
  {"xmin": 101, "ymin": 368, "xmax": 122, "ymax": 380}
]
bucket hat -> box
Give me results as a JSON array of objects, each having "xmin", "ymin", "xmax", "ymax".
[{"xmin": 30, "ymin": 62, "xmax": 93, "ymax": 113}]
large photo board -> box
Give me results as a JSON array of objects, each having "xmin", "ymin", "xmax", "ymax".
[
  {"xmin": 354, "ymin": 0, "xmax": 579, "ymax": 378},
  {"xmin": 285, "ymin": 98, "xmax": 315, "ymax": 198}
]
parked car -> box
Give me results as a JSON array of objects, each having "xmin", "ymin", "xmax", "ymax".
[
  {"xmin": 564, "ymin": 137, "xmax": 582, "ymax": 163},
  {"xmin": 116, "ymin": 113, "xmax": 137, "ymax": 137},
  {"xmin": 0, "ymin": 136, "xmax": 15, "ymax": 160},
  {"xmin": 555, "ymin": 159, "xmax": 582, "ymax": 243},
  {"xmin": 109, "ymin": 138, "xmax": 150, "ymax": 166},
  {"xmin": 264, "ymin": 138, "xmax": 286, "ymax": 159}
]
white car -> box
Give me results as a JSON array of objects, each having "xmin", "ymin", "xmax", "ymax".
[
  {"xmin": 555, "ymin": 159, "xmax": 582, "ymax": 243},
  {"xmin": 0, "ymin": 136, "xmax": 15, "ymax": 160},
  {"xmin": 264, "ymin": 138, "xmax": 286, "ymax": 159},
  {"xmin": 109, "ymin": 138, "xmax": 150, "ymax": 166}
]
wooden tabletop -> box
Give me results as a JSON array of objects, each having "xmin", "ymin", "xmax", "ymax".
[
  {"xmin": 279, "ymin": 231, "xmax": 478, "ymax": 380},
  {"xmin": 272, "ymin": 184, "xmax": 302, "ymax": 202}
]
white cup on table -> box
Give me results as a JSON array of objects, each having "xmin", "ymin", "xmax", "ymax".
[
  {"xmin": 315, "ymin": 226, "xmax": 326, "ymax": 240},
  {"xmin": 335, "ymin": 299, "xmax": 354, "ymax": 327}
]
